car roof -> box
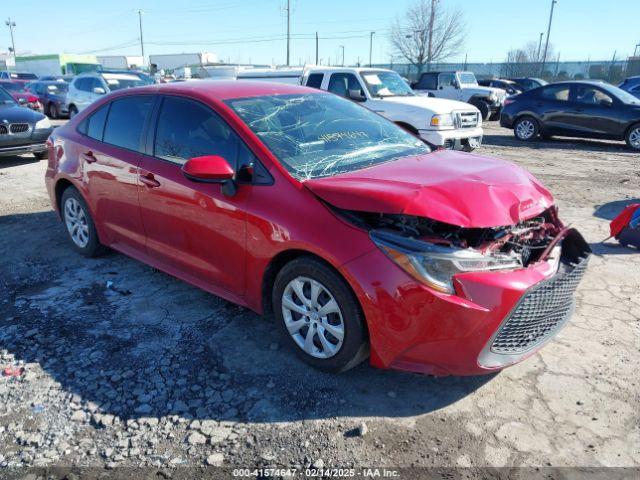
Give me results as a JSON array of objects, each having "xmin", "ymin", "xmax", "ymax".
[{"xmin": 109, "ymin": 80, "xmax": 319, "ymax": 101}]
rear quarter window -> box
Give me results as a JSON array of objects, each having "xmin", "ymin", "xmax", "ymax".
[{"xmin": 306, "ymin": 73, "xmax": 324, "ymax": 89}]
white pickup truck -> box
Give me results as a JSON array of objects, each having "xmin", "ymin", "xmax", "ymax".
[{"xmin": 300, "ymin": 67, "xmax": 483, "ymax": 151}]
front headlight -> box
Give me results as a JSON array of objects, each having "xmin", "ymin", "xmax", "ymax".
[
  {"xmin": 430, "ymin": 113, "xmax": 455, "ymax": 128},
  {"xmin": 489, "ymin": 92, "xmax": 497, "ymax": 102},
  {"xmin": 35, "ymin": 117, "xmax": 51, "ymax": 129},
  {"xmin": 371, "ymin": 230, "xmax": 521, "ymax": 294}
]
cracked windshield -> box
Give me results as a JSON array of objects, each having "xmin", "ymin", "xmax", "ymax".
[{"xmin": 227, "ymin": 93, "xmax": 429, "ymax": 180}]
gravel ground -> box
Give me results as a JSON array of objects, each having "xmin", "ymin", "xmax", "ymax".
[{"xmin": 0, "ymin": 122, "xmax": 639, "ymax": 474}]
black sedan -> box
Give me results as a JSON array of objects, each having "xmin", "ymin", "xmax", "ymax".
[
  {"xmin": 479, "ymin": 78, "xmax": 523, "ymax": 96},
  {"xmin": 0, "ymin": 86, "xmax": 53, "ymax": 160},
  {"xmin": 508, "ymin": 78, "xmax": 548, "ymax": 91},
  {"xmin": 500, "ymin": 81, "xmax": 640, "ymax": 151}
]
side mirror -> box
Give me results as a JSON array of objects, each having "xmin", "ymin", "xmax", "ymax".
[
  {"xmin": 599, "ymin": 98, "xmax": 613, "ymax": 107},
  {"xmin": 348, "ymin": 89, "xmax": 366, "ymax": 102},
  {"xmin": 182, "ymin": 155, "xmax": 234, "ymax": 181},
  {"xmin": 93, "ymin": 87, "xmax": 106, "ymax": 95},
  {"xmin": 18, "ymin": 98, "xmax": 27, "ymax": 105}
]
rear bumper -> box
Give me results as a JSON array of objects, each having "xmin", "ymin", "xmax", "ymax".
[
  {"xmin": 419, "ymin": 126, "xmax": 484, "ymax": 150},
  {"xmin": 340, "ymin": 229, "xmax": 591, "ymax": 376}
]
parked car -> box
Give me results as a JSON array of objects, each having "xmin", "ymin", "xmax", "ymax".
[
  {"xmin": 67, "ymin": 72, "xmax": 147, "ymax": 116},
  {"xmin": 412, "ymin": 71, "xmax": 506, "ymax": 121},
  {"xmin": 0, "ymin": 71, "xmax": 38, "ymax": 81},
  {"xmin": 301, "ymin": 67, "xmax": 482, "ymax": 151},
  {"xmin": 97, "ymin": 69, "xmax": 155, "ymax": 85},
  {"xmin": 0, "ymin": 81, "xmax": 42, "ymax": 111},
  {"xmin": 0, "ymin": 85, "xmax": 52, "ymax": 159},
  {"xmin": 500, "ymin": 80, "xmax": 640, "ymax": 151},
  {"xmin": 29, "ymin": 81, "xmax": 69, "ymax": 118},
  {"xmin": 478, "ymin": 78, "xmax": 523, "ymax": 96},
  {"xmin": 39, "ymin": 75, "xmax": 73, "ymax": 83},
  {"xmin": 508, "ymin": 77, "xmax": 548, "ymax": 91},
  {"xmin": 45, "ymin": 81, "xmax": 591, "ymax": 375},
  {"xmin": 618, "ymin": 76, "xmax": 640, "ymax": 99}
]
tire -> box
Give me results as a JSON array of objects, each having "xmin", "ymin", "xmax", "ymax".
[
  {"xmin": 625, "ymin": 123, "xmax": 640, "ymax": 151},
  {"xmin": 48, "ymin": 102, "xmax": 59, "ymax": 119},
  {"xmin": 33, "ymin": 151, "xmax": 48, "ymax": 160},
  {"xmin": 272, "ymin": 256, "xmax": 368, "ymax": 373},
  {"xmin": 472, "ymin": 101, "xmax": 491, "ymax": 121},
  {"xmin": 489, "ymin": 111, "xmax": 500, "ymax": 122},
  {"xmin": 68, "ymin": 105, "xmax": 78, "ymax": 118},
  {"xmin": 513, "ymin": 116, "xmax": 539, "ymax": 141},
  {"xmin": 60, "ymin": 187, "xmax": 105, "ymax": 258}
]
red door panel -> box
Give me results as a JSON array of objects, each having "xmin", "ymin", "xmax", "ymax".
[{"xmin": 137, "ymin": 155, "xmax": 248, "ymax": 294}]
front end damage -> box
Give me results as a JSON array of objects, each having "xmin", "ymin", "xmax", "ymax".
[{"xmin": 336, "ymin": 206, "xmax": 591, "ymax": 375}]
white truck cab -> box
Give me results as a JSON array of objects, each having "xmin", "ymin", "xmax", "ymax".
[{"xmin": 301, "ymin": 67, "xmax": 483, "ymax": 151}]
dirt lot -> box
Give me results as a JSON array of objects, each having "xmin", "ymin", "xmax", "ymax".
[{"xmin": 0, "ymin": 122, "xmax": 639, "ymax": 474}]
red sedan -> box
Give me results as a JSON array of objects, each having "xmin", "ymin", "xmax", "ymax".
[
  {"xmin": 0, "ymin": 80, "xmax": 42, "ymax": 111},
  {"xmin": 44, "ymin": 81, "xmax": 590, "ymax": 375}
]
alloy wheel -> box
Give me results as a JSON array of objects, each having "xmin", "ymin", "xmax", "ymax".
[
  {"xmin": 516, "ymin": 120, "xmax": 536, "ymax": 139},
  {"xmin": 629, "ymin": 128, "xmax": 640, "ymax": 150},
  {"xmin": 64, "ymin": 197, "xmax": 90, "ymax": 248},
  {"xmin": 281, "ymin": 276, "xmax": 345, "ymax": 359}
]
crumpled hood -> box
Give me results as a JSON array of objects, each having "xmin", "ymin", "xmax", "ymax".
[{"xmin": 304, "ymin": 150, "xmax": 554, "ymax": 228}]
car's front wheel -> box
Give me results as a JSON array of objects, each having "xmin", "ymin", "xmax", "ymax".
[
  {"xmin": 68, "ymin": 105, "xmax": 78, "ymax": 118},
  {"xmin": 48, "ymin": 102, "xmax": 59, "ymax": 119},
  {"xmin": 514, "ymin": 116, "xmax": 539, "ymax": 141},
  {"xmin": 61, "ymin": 187, "xmax": 105, "ymax": 257},
  {"xmin": 472, "ymin": 101, "xmax": 491, "ymax": 121},
  {"xmin": 626, "ymin": 123, "xmax": 640, "ymax": 151},
  {"xmin": 272, "ymin": 257, "xmax": 368, "ymax": 373}
]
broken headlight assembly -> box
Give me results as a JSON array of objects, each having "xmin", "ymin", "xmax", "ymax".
[{"xmin": 370, "ymin": 229, "xmax": 522, "ymax": 294}]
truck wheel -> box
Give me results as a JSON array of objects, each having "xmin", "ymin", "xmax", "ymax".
[
  {"xmin": 472, "ymin": 101, "xmax": 491, "ymax": 121},
  {"xmin": 68, "ymin": 105, "xmax": 78, "ymax": 118},
  {"xmin": 514, "ymin": 116, "xmax": 539, "ymax": 141}
]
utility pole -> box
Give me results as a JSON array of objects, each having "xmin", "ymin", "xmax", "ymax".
[
  {"xmin": 537, "ymin": 32, "xmax": 544, "ymax": 61},
  {"xmin": 137, "ymin": 10, "xmax": 145, "ymax": 62},
  {"xmin": 540, "ymin": 0, "xmax": 557, "ymax": 76},
  {"xmin": 340, "ymin": 45, "xmax": 345, "ymax": 67},
  {"xmin": 5, "ymin": 18, "xmax": 16, "ymax": 58},
  {"xmin": 285, "ymin": 0, "xmax": 291, "ymax": 66},
  {"xmin": 369, "ymin": 31, "xmax": 375, "ymax": 67},
  {"xmin": 315, "ymin": 31, "xmax": 318, "ymax": 65}
]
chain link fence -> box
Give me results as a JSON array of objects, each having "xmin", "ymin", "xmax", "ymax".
[{"xmin": 378, "ymin": 58, "xmax": 640, "ymax": 85}]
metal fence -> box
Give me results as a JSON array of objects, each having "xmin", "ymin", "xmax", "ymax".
[{"xmin": 375, "ymin": 58, "xmax": 640, "ymax": 84}]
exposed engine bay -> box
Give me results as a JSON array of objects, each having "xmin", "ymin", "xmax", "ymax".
[{"xmin": 338, "ymin": 207, "xmax": 564, "ymax": 268}]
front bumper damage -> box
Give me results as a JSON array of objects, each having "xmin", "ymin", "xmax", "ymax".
[{"xmin": 341, "ymin": 227, "xmax": 591, "ymax": 376}]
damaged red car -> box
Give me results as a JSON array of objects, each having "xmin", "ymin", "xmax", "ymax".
[{"xmin": 45, "ymin": 81, "xmax": 591, "ymax": 375}]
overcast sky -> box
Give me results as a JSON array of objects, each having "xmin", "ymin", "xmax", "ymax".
[{"xmin": 4, "ymin": 0, "xmax": 639, "ymax": 65}]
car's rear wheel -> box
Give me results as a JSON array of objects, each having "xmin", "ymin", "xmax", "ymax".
[
  {"xmin": 272, "ymin": 257, "xmax": 368, "ymax": 373},
  {"xmin": 514, "ymin": 116, "xmax": 539, "ymax": 141},
  {"xmin": 626, "ymin": 124, "xmax": 640, "ymax": 151},
  {"xmin": 33, "ymin": 151, "xmax": 47, "ymax": 160},
  {"xmin": 48, "ymin": 102, "xmax": 59, "ymax": 119},
  {"xmin": 61, "ymin": 187, "xmax": 105, "ymax": 257},
  {"xmin": 68, "ymin": 105, "xmax": 78, "ymax": 118}
]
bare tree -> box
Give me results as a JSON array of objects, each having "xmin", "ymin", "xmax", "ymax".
[
  {"xmin": 390, "ymin": 0, "xmax": 465, "ymax": 75},
  {"xmin": 502, "ymin": 41, "xmax": 555, "ymax": 78}
]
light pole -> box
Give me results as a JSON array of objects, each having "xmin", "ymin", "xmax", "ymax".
[
  {"xmin": 369, "ymin": 31, "xmax": 375, "ymax": 67},
  {"xmin": 340, "ymin": 45, "xmax": 345, "ymax": 67},
  {"xmin": 137, "ymin": 10, "xmax": 145, "ymax": 62},
  {"xmin": 537, "ymin": 32, "xmax": 544, "ymax": 61},
  {"xmin": 285, "ymin": 0, "xmax": 291, "ymax": 66},
  {"xmin": 5, "ymin": 18, "xmax": 16, "ymax": 58},
  {"xmin": 540, "ymin": 0, "xmax": 557, "ymax": 76}
]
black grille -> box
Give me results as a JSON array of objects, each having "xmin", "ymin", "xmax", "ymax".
[
  {"xmin": 443, "ymin": 139, "xmax": 455, "ymax": 149},
  {"xmin": 0, "ymin": 124, "xmax": 7, "ymax": 134},
  {"xmin": 490, "ymin": 254, "xmax": 589, "ymax": 355},
  {"xmin": 10, "ymin": 123, "xmax": 29, "ymax": 133}
]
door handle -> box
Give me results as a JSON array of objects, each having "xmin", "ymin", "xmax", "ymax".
[
  {"xmin": 139, "ymin": 173, "xmax": 161, "ymax": 188},
  {"xmin": 80, "ymin": 151, "xmax": 97, "ymax": 164}
]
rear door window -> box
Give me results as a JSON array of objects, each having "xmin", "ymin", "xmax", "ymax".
[
  {"xmin": 306, "ymin": 73, "xmax": 324, "ymax": 89},
  {"xmin": 103, "ymin": 96, "xmax": 153, "ymax": 152},
  {"xmin": 540, "ymin": 85, "xmax": 570, "ymax": 101}
]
